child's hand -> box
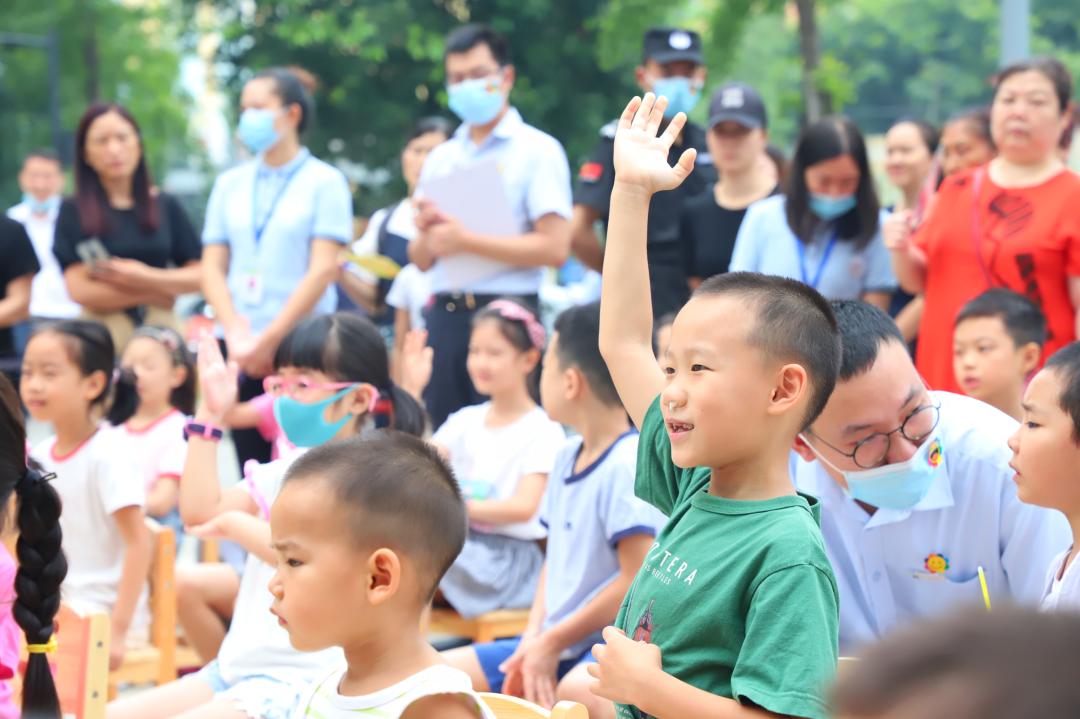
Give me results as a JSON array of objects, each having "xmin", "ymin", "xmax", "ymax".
[
  {"xmin": 612, "ymin": 93, "xmax": 697, "ymax": 196},
  {"xmin": 197, "ymin": 331, "xmax": 239, "ymax": 423},
  {"xmin": 499, "ymin": 632, "xmax": 561, "ymax": 709},
  {"xmin": 588, "ymin": 627, "xmax": 662, "ymax": 708},
  {"xmin": 186, "ymin": 511, "xmax": 239, "ymax": 541},
  {"xmin": 108, "ymin": 627, "xmax": 127, "ymax": 671},
  {"xmin": 400, "ymin": 329, "xmax": 433, "ymax": 400}
]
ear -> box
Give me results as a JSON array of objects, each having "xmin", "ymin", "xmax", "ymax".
[
  {"xmin": 791, "ymin": 432, "xmax": 818, "ymax": 463},
  {"xmin": 693, "ymin": 65, "xmax": 707, "ymax": 84},
  {"xmin": 501, "ymin": 65, "xmax": 516, "ymax": 92},
  {"xmin": 339, "ymin": 384, "xmax": 376, "ymax": 417},
  {"xmin": 565, "ymin": 366, "xmax": 585, "ymax": 402},
  {"xmin": 84, "ymin": 369, "xmax": 107, "ymax": 404},
  {"xmin": 521, "ymin": 347, "xmax": 541, "ymax": 375},
  {"xmin": 284, "ymin": 102, "xmax": 303, "ymax": 129},
  {"xmin": 767, "ymin": 363, "xmax": 808, "ymax": 418},
  {"xmin": 1020, "ymin": 342, "xmax": 1042, "ymax": 376},
  {"xmin": 366, "ymin": 548, "xmax": 401, "ymax": 606},
  {"xmin": 169, "ymin": 364, "xmax": 189, "ymax": 391},
  {"xmin": 634, "ymin": 66, "xmax": 649, "ymax": 92}
]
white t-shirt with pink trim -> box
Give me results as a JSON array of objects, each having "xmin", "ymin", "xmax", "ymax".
[
  {"xmin": 105, "ymin": 409, "xmax": 188, "ymax": 498},
  {"xmin": 31, "ymin": 430, "xmax": 147, "ymax": 618}
]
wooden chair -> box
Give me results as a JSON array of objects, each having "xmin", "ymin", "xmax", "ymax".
[
  {"xmin": 11, "ymin": 603, "xmax": 111, "ymax": 719},
  {"xmin": 429, "ymin": 608, "xmax": 531, "ymax": 644},
  {"xmin": 480, "ymin": 694, "xmax": 588, "ymax": 719},
  {"xmin": 108, "ymin": 520, "xmax": 177, "ymax": 695}
]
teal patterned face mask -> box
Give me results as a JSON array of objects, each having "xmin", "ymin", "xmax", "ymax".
[{"xmin": 273, "ymin": 384, "xmax": 359, "ymax": 448}]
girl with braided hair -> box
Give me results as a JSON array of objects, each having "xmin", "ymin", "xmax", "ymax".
[{"xmin": 0, "ymin": 373, "xmax": 68, "ymax": 719}]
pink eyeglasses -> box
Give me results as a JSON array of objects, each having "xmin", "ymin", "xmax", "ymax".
[{"xmin": 262, "ymin": 375, "xmax": 358, "ymax": 401}]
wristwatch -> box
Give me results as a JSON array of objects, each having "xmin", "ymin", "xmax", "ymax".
[{"xmin": 184, "ymin": 420, "xmax": 224, "ymax": 442}]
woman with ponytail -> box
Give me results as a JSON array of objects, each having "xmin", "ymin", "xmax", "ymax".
[
  {"xmin": 0, "ymin": 373, "xmax": 68, "ymax": 719},
  {"xmin": 19, "ymin": 320, "xmax": 151, "ymax": 672},
  {"xmin": 108, "ymin": 312, "xmax": 427, "ymax": 719}
]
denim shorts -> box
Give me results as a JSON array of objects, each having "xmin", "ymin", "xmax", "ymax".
[{"xmin": 193, "ymin": 660, "xmax": 306, "ymax": 719}]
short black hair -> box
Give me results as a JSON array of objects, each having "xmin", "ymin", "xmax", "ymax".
[
  {"xmin": 22, "ymin": 148, "xmax": 61, "ymax": 169},
  {"xmin": 283, "ymin": 431, "xmax": 467, "ymax": 602},
  {"xmin": 553, "ymin": 302, "xmax": 621, "ymax": 408},
  {"xmin": 956, "ymin": 289, "xmax": 1046, "ymax": 349},
  {"xmin": 994, "ymin": 56, "xmax": 1073, "ymax": 113},
  {"xmin": 694, "ymin": 272, "xmax": 841, "ymax": 429},
  {"xmin": 829, "ymin": 300, "xmax": 906, "ymax": 382},
  {"xmin": 786, "ymin": 117, "xmax": 881, "ymax": 250},
  {"xmin": 892, "ymin": 117, "xmax": 941, "ymax": 154},
  {"xmin": 445, "ymin": 24, "xmax": 511, "ymax": 66},
  {"xmin": 1044, "ymin": 343, "xmax": 1080, "ymax": 445},
  {"xmin": 946, "ymin": 107, "xmax": 995, "ymax": 150},
  {"xmin": 409, "ymin": 116, "xmax": 455, "ymax": 142},
  {"xmin": 834, "ymin": 606, "xmax": 1080, "ymax": 719}
]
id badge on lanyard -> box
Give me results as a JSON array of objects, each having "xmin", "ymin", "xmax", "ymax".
[
  {"xmin": 241, "ymin": 268, "xmax": 264, "ymax": 306},
  {"xmin": 246, "ymin": 158, "xmax": 308, "ymax": 307}
]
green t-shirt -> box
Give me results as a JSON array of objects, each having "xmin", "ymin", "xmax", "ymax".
[{"xmin": 614, "ymin": 397, "xmax": 839, "ymax": 719}]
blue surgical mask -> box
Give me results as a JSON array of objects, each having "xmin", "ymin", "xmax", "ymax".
[
  {"xmin": 809, "ymin": 193, "xmax": 857, "ymax": 221},
  {"xmin": 238, "ymin": 108, "xmax": 283, "ymax": 155},
  {"xmin": 273, "ymin": 385, "xmax": 360, "ymax": 448},
  {"xmin": 803, "ymin": 430, "xmax": 945, "ymax": 510},
  {"xmin": 652, "ymin": 77, "xmax": 701, "ymax": 119},
  {"xmin": 22, "ymin": 192, "xmax": 60, "ymax": 215},
  {"xmin": 447, "ymin": 75, "xmax": 505, "ymax": 126}
]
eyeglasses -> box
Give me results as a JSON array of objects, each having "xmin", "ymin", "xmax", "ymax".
[
  {"xmin": 262, "ymin": 376, "xmax": 357, "ymax": 401},
  {"xmin": 808, "ymin": 397, "xmax": 942, "ymax": 469}
]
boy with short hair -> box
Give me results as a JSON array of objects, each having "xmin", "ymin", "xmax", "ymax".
[
  {"xmin": 270, "ymin": 432, "xmax": 495, "ymax": 719},
  {"xmin": 1009, "ymin": 342, "xmax": 1080, "ymax": 612},
  {"xmin": 954, "ymin": 288, "xmax": 1045, "ymax": 420},
  {"xmin": 444, "ymin": 301, "xmax": 664, "ymax": 719},
  {"xmin": 594, "ymin": 93, "xmax": 840, "ymax": 719}
]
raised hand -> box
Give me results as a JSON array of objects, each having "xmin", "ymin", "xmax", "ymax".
[
  {"xmin": 612, "ymin": 93, "xmax": 697, "ymax": 195},
  {"xmin": 197, "ymin": 331, "xmax": 239, "ymax": 423},
  {"xmin": 400, "ymin": 329, "xmax": 434, "ymax": 401}
]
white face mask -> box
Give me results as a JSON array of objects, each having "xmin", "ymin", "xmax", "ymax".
[{"xmin": 801, "ymin": 431, "xmax": 945, "ymax": 510}]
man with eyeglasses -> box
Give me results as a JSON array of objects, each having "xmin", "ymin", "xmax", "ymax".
[
  {"xmin": 791, "ymin": 300, "xmax": 1069, "ymax": 654},
  {"xmin": 411, "ymin": 23, "xmax": 572, "ymax": 429}
]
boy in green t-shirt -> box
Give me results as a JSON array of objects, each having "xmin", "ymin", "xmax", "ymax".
[{"xmin": 590, "ymin": 93, "xmax": 842, "ymax": 719}]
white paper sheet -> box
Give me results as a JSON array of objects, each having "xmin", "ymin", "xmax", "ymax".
[{"xmin": 420, "ymin": 159, "xmax": 518, "ymax": 290}]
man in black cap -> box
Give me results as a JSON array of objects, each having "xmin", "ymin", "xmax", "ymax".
[{"xmin": 571, "ymin": 27, "xmax": 716, "ymax": 319}]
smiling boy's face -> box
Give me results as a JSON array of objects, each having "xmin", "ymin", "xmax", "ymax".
[
  {"xmin": 659, "ymin": 294, "xmax": 788, "ymax": 469},
  {"xmin": 1008, "ymin": 368, "xmax": 1080, "ymax": 513}
]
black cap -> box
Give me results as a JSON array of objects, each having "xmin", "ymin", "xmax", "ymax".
[
  {"xmin": 706, "ymin": 83, "xmax": 768, "ymax": 130},
  {"xmin": 642, "ymin": 28, "xmax": 704, "ymax": 65}
]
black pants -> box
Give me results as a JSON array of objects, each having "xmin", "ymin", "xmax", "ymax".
[
  {"xmin": 218, "ymin": 340, "xmax": 272, "ymax": 470},
  {"xmin": 423, "ymin": 292, "xmax": 538, "ymax": 430}
]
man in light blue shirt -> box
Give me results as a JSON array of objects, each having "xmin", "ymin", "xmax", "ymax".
[
  {"xmin": 410, "ymin": 24, "xmax": 572, "ymax": 429},
  {"xmin": 791, "ymin": 301, "xmax": 1070, "ymax": 654}
]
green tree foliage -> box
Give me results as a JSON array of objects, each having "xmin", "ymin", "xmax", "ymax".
[
  {"xmin": 0, "ymin": 0, "xmax": 192, "ymax": 207},
  {"xmin": 202, "ymin": 0, "xmax": 641, "ymax": 214}
]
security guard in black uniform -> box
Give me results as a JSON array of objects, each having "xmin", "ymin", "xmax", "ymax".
[{"xmin": 571, "ymin": 27, "xmax": 717, "ymax": 318}]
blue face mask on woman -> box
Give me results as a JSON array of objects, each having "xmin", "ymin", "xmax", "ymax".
[
  {"xmin": 238, "ymin": 108, "xmax": 283, "ymax": 155},
  {"xmin": 809, "ymin": 193, "xmax": 857, "ymax": 221},
  {"xmin": 652, "ymin": 77, "xmax": 701, "ymax": 119},
  {"xmin": 804, "ymin": 430, "xmax": 945, "ymax": 510},
  {"xmin": 273, "ymin": 384, "xmax": 360, "ymax": 448},
  {"xmin": 447, "ymin": 75, "xmax": 504, "ymax": 126}
]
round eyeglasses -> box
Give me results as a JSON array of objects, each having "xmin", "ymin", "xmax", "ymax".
[{"xmin": 809, "ymin": 400, "xmax": 941, "ymax": 469}]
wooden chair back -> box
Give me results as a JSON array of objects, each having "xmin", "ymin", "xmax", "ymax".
[
  {"xmin": 428, "ymin": 608, "xmax": 530, "ymax": 644},
  {"xmin": 480, "ymin": 694, "xmax": 589, "ymax": 719}
]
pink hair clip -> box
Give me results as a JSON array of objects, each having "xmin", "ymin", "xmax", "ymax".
[{"xmin": 486, "ymin": 300, "xmax": 546, "ymax": 351}]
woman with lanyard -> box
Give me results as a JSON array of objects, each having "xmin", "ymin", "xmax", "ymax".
[
  {"xmin": 728, "ymin": 117, "xmax": 896, "ymax": 306},
  {"xmin": 338, "ymin": 117, "xmax": 452, "ymax": 355},
  {"xmin": 201, "ymin": 67, "xmax": 353, "ymax": 468},
  {"xmin": 54, "ymin": 103, "xmax": 202, "ymax": 351},
  {"xmin": 889, "ymin": 56, "xmax": 1080, "ymax": 394}
]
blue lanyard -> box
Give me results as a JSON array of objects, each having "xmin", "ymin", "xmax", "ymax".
[
  {"xmin": 796, "ymin": 231, "xmax": 838, "ymax": 290},
  {"xmin": 253, "ymin": 158, "xmax": 308, "ymax": 245}
]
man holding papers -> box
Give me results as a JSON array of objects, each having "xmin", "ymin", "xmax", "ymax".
[{"xmin": 411, "ymin": 23, "xmax": 572, "ymax": 429}]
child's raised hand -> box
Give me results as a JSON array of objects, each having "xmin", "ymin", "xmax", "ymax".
[
  {"xmin": 400, "ymin": 329, "xmax": 433, "ymax": 401},
  {"xmin": 588, "ymin": 627, "xmax": 662, "ymax": 708},
  {"xmin": 612, "ymin": 93, "xmax": 697, "ymax": 196},
  {"xmin": 197, "ymin": 331, "xmax": 239, "ymax": 422}
]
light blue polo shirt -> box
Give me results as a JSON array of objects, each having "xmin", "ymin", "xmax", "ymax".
[
  {"xmin": 202, "ymin": 147, "xmax": 353, "ymax": 334},
  {"xmin": 538, "ymin": 431, "xmax": 666, "ymax": 660},
  {"xmin": 729, "ymin": 195, "xmax": 896, "ymax": 300},
  {"xmin": 792, "ymin": 391, "xmax": 1071, "ymax": 654},
  {"xmin": 418, "ymin": 106, "xmax": 573, "ymax": 296}
]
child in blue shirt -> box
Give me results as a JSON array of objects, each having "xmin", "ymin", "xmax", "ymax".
[{"xmin": 443, "ymin": 302, "xmax": 662, "ymax": 719}]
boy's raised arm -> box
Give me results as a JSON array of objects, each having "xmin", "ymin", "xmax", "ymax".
[{"xmin": 598, "ymin": 93, "xmax": 697, "ymax": 429}]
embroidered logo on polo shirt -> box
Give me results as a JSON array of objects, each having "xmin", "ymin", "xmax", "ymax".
[
  {"xmin": 924, "ymin": 553, "xmax": 949, "ymax": 575},
  {"xmin": 579, "ymin": 162, "xmax": 603, "ymax": 182}
]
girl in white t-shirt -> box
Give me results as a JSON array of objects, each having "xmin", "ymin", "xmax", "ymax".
[
  {"xmin": 20, "ymin": 320, "xmax": 151, "ymax": 672},
  {"xmin": 105, "ymin": 326, "xmax": 195, "ymax": 528},
  {"xmin": 430, "ymin": 300, "xmax": 566, "ymax": 619},
  {"xmin": 106, "ymin": 312, "xmax": 427, "ymax": 719}
]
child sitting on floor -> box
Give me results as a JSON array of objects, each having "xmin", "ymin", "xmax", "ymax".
[
  {"xmin": 429, "ymin": 299, "xmax": 566, "ymax": 618},
  {"xmin": 592, "ymin": 93, "xmax": 841, "ymax": 719},
  {"xmin": 443, "ymin": 301, "xmax": 664, "ymax": 719},
  {"xmin": 954, "ymin": 288, "xmax": 1045, "ymax": 421},
  {"xmin": 276, "ymin": 432, "xmax": 495, "ymax": 719}
]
